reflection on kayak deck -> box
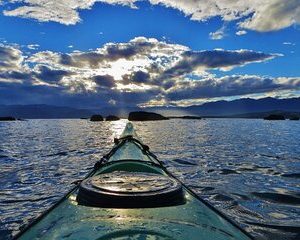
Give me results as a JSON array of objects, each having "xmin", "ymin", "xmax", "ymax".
[{"xmin": 18, "ymin": 191, "xmax": 248, "ymax": 239}]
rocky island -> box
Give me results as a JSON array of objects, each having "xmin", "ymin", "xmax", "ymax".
[
  {"xmin": 106, "ymin": 115, "xmax": 120, "ymax": 121},
  {"xmin": 0, "ymin": 117, "xmax": 17, "ymax": 121},
  {"xmin": 128, "ymin": 111, "xmax": 169, "ymax": 121},
  {"xmin": 90, "ymin": 115, "xmax": 104, "ymax": 121},
  {"xmin": 264, "ymin": 114, "xmax": 285, "ymax": 120}
]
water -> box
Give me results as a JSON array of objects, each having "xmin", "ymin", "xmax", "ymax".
[{"xmin": 0, "ymin": 119, "xmax": 299, "ymax": 240}]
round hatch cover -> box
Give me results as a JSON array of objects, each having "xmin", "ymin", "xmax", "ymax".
[
  {"xmin": 97, "ymin": 229, "xmax": 174, "ymax": 240},
  {"xmin": 77, "ymin": 171, "xmax": 184, "ymax": 208}
]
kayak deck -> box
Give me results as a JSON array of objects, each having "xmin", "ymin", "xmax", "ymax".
[{"xmin": 16, "ymin": 123, "xmax": 252, "ymax": 240}]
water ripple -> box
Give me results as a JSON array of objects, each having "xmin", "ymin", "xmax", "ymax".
[{"xmin": 0, "ymin": 119, "xmax": 300, "ymax": 240}]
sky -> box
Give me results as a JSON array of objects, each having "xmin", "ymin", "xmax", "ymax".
[{"xmin": 0, "ymin": 0, "xmax": 299, "ymax": 109}]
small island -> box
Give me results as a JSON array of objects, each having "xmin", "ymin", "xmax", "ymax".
[
  {"xmin": 0, "ymin": 117, "xmax": 16, "ymax": 121},
  {"xmin": 90, "ymin": 115, "xmax": 104, "ymax": 121},
  {"xmin": 181, "ymin": 116, "xmax": 202, "ymax": 120},
  {"xmin": 169, "ymin": 116, "xmax": 202, "ymax": 120},
  {"xmin": 264, "ymin": 114, "xmax": 285, "ymax": 120},
  {"xmin": 289, "ymin": 116, "xmax": 299, "ymax": 121},
  {"xmin": 128, "ymin": 111, "xmax": 169, "ymax": 121},
  {"xmin": 106, "ymin": 115, "xmax": 120, "ymax": 121}
]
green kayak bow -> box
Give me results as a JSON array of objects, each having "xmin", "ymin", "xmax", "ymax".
[{"xmin": 15, "ymin": 122, "xmax": 253, "ymax": 240}]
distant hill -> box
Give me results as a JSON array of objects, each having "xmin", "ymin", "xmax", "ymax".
[
  {"xmin": 0, "ymin": 105, "xmax": 95, "ymax": 119},
  {"xmin": 188, "ymin": 97, "xmax": 300, "ymax": 116},
  {"xmin": 0, "ymin": 97, "xmax": 299, "ymax": 119},
  {"xmin": 214, "ymin": 110, "xmax": 300, "ymax": 119},
  {"xmin": 148, "ymin": 97, "xmax": 300, "ymax": 117}
]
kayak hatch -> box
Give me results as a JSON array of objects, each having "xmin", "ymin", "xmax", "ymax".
[{"xmin": 15, "ymin": 122, "xmax": 253, "ymax": 240}]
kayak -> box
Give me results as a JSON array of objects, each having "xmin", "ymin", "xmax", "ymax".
[{"xmin": 15, "ymin": 122, "xmax": 253, "ymax": 240}]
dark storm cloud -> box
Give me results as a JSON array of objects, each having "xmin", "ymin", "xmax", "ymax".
[
  {"xmin": 34, "ymin": 65, "xmax": 73, "ymax": 83},
  {"xmin": 131, "ymin": 71, "xmax": 151, "ymax": 83},
  {"xmin": 0, "ymin": 80, "xmax": 64, "ymax": 105},
  {"xmin": 104, "ymin": 38, "xmax": 159, "ymax": 59},
  {"xmin": 122, "ymin": 71, "xmax": 151, "ymax": 85},
  {"xmin": 59, "ymin": 53, "xmax": 76, "ymax": 66},
  {"xmin": 0, "ymin": 70, "xmax": 32, "ymax": 81},
  {"xmin": 161, "ymin": 50, "xmax": 277, "ymax": 79},
  {"xmin": 162, "ymin": 80, "xmax": 175, "ymax": 90},
  {"xmin": 91, "ymin": 74, "xmax": 116, "ymax": 88},
  {"xmin": 61, "ymin": 52, "xmax": 105, "ymax": 68},
  {"xmin": 166, "ymin": 75, "xmax": 300, "ymax": 101},
  {"xmin": 105, "ymin": 44, "xmax": 139, "ymax": 60},
  {"xmin": 0, "ymin": 79, "xmax": 160, "ymax": 108}
]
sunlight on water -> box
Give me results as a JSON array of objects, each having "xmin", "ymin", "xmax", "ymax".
[{"xmin": 108, "ymin": 119, "xmax": 128, "ymax": 139}]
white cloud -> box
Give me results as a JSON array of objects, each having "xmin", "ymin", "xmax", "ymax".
[
  {"xmin": 283, "ymin": 42, "xmax": 296, "ymax": 45},
  {"xmin": 27, "ymin": 44, "xmax": 40, "ymax": 50},
  {"xmin": 209, "ymin": 26, "xmax": 226, "ymax": 40},
  {"xmin": 0, "ymin": 44, "xmax": 24, "ymax": 71},
  {"xmin": 108, "ymin": 99, "xmax": 117, "ymax": 105},
  {"xmin": 150, "ymin": 0, "xmax": 300, "ymax": 32},
  {"xmin": 238, "ymin": 0, "xmax": 300, "ymax": 32},
  {"xmin": 2, "ymin": 0, "xmax": 299, "ymax": 33},
  {"xmin": 236, "ymin": 30, "xmax": 247, "ymax": 36},
  {"xmin": 2, "ymin": 0, "xmax": 137, "ymax": 25}
]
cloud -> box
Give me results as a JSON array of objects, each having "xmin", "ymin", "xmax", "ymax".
[
  {"xmin": 0, "ymin": 70, "xmax": 32, "ymax": 84},
  {"xmin": 123, "ymin": 70, "xmax": 151, "ymax": 84},
  {"xmin": 91, "ymin": 74, "xmax": 116, "ymax": 88},
  {"xmin": 27, "ymin": 37, "xmax": 188, "ymax": 82},
  {"xmin": 29, "ymin": 37, "xmax": 175, "ymax": 70},
  {"xmin": 283, "ymin": 42, "xmax": 296, "ymax": 45},
  {"xmin": 238, "ymin": 0, "xmax": 300, "ymax": 31},
  {"xmin": 0, "ymin": 37, "xmax": 298, "ymax": 108},
  {"xmin": 150, "ymin": 0, "xmax": 300, "ymax": 32},
  {"xmin": 165, "ymin": 75, "xmax": 300, "ymax": 102},
  {"xmin": 0, "ymin": 44, "xmax": 24, "ymax": 71},
  {"xmin": 0, "ymin": 70, "xmax": 30, "ymax": 80},
  {"xmin": 26, "ymin": 37, "xmax": 277, "ymax": 91},
  {"xmin": 160, "ymin": 49, "xmax": 277, "ymax": 80},
  {"xmin": 2, "ymin": 0, "xmax": 137, "ymax": 25},
  {"xmin": 209, "ymin": 26, "xmax": 226, "ymax": 40},
  {"xmin": 27, "ymin": 44, "xmax": 40, "ymax": 50},
  {"xmin": 34, "ymin": 65, "xmax": 73, "ymax": 84},
  {"xmin": 2, "ymin": 0, "xmax": 299, "ymax": 33},
  {"xmin": 236, "ymin": 30, "xmax": 247, "ymax": 36}
]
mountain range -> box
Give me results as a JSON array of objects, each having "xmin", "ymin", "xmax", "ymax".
[
  {"xmin": 0, "ymin": 105, "xmax": 94, "ymax": 119},
  {"xmin": 0, "ymin": 97, "xmax": 299, "ymax": 119},
  {"xmin": 150, "ymin": 97, "xmax": 300, "ymax": 117}
]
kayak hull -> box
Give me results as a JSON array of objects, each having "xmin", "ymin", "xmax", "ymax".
[
  {"xmin": 16, "ymin": 123, "xmax": 252, "ymax": 240},
  {"xmin": 17, "ymin": 181, "xmax": 246, "ymax": 240}
]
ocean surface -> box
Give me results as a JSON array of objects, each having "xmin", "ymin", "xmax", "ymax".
[{"xmin": 0, "ymin": 119, "xmax": 299, "ymax": 240}]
